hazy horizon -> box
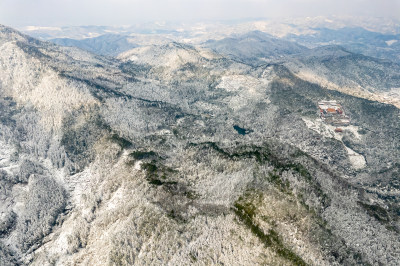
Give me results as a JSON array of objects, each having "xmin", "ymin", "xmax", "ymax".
[{"xmin": 0, "ymin": 0, "xmax": 399, "ymax": 27}]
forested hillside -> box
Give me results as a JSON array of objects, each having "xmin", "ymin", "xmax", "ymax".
[{"xmin": 0, "ymin": 24, "xmax": 399, "ymax": 265}]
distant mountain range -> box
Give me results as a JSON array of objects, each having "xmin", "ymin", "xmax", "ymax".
[
  {"xmin": 30, "ymin": 24, "xmax": 399, "ymax": 68},
  {"xmin": 203, "ymin": 31, "xmax": 309, "ymax": 65},
  {"xmin": 51, "ymin": 34, "xmax": 139, "ymax": 56},
  {"xmin": 285, "ymin": 27, "xmax": 400, "ymax": 63}
]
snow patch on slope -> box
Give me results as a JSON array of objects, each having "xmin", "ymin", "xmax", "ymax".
[
  {"xmin": 345, "ymin": 146, "xmax": 366, "ymax": 169},
  {"xmin": 217, "ymin": 74, "xmax": 271, "ymax": 110},
  {"xmin": 386, "ymin": 40, "xmax": 398, "ymax": 46},
  {"xmin": 302, "ymin": 118, "xmax": 366, "ymax": 169}
]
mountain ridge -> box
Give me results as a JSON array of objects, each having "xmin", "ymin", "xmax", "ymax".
[{"xmin": 0, "ymin": 24, "xmax": 399, "ymax": 265}]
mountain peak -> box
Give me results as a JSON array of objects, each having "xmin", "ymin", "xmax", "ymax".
[{"xmin": 239, "ymin": 30, "xmax": 274, "ymax": 40}]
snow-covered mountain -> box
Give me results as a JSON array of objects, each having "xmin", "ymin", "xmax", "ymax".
[
  {"xmin": 284, "ymin": 46, "xmax": 400, "ymax": 108},
  {"xmin": 1, "ymin": 23, "xmax": 400, "ymax": 265},
  {"xmin": 285, "ymin": 27, "xmax": 400, "ymax": 63},
  {"xmin": 203, "ymin": 31, "xmax": 309, "ymax": 66},
  {"xmin": 51, "ymin": 34, "xmax": 139, "ymax": 57}
]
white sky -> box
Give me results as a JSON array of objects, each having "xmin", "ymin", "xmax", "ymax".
[{"xmin": 0, "ymin": 0, "xmax": 399, "ymax": 27}]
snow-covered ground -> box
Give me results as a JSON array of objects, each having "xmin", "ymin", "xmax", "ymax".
[
  {"xmin": 345, "ymin": 146, "xmax": 366, "ymax": 169},
  {"xmin": 302, "ymin": 117, "xmax": 366, "ymax": 169},
  {"xmin": 217, "ymin": 74, "xmax": 271, "ymax": 110}
]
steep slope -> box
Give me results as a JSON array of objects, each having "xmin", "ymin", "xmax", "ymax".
[
  {"xmin": 0, "ymin": 25, "xmax": 136, "ymax": 264},
  {"xmin": 0, "ymin": 25, "xmax": 400, "ymax": 265}
]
